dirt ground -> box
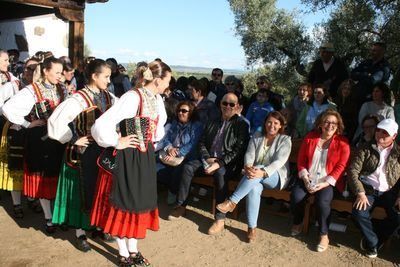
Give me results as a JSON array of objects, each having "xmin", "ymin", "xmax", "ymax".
[{"xmin": 0, "ymin": 187, "xmax": 399, "ymax": 267}]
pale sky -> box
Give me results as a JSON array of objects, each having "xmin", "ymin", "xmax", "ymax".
[{"xmin": 85, "ymin": 0, "xmax": 327, "ymax": 70}]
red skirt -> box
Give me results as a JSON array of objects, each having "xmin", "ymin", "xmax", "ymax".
[
  {"xmin": 23, "ymin": 165, "xmax": 58, "ymax": 199},
  {"xmin": 90, "ymin": 167, "xmax": 159, "ymax": 239}
]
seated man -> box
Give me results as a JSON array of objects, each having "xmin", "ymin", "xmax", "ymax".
[
  {"xmin": 348, "ymin": 118, "xmax": 400, "ymax": 258},
  {"xmin": 168, "ymin": 93, "xmax": 250, "ymax": 235}
]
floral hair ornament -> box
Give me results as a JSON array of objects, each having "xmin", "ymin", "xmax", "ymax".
[{"xmin": 143, "ymin": 67, "xmax": 153, "ymax": 81}]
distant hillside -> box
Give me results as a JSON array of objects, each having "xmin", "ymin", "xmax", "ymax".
[
  {"xmin": 121, "ymin": 63, "xmax": 246, "ymax": 76},
  {"xmin": 170, "ymin": 65, "xmax": 246, "ymax": 76}
]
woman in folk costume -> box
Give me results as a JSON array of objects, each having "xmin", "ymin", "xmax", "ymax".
[
  {"xmin": 47, "ymin": 59, "xmax": 115, "ymax": 251},
  {"xmin": 2, "ymin": 56, "xmax": 67, "ymax": 233},
  {"xmin": 0, "ymin": 49, "xmax": 23, "ymax": 216},
  {"xmin": 91, "ymin": 60, "xmax": 171, "ymax": 267}
]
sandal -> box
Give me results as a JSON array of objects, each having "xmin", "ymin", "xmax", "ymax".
[
  {"xmin": 118, "ymin": 255, "xmax": 133, "ymax": 267},
  {"xmin": 13, "ymin": 204, "xmax": 24, "ymax": 219},
  {"xmin": 129, "ymin": 252, "xmax": 151, "ymax": 266},
  {"xmin": 317, "ymin": 235, "xmax": 329, "ymax": 252}
]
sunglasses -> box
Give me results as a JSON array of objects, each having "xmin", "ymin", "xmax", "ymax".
[
  {"xmin": 212, "ymin": 73, "xmax": 222, "ymax": 77},
  {"xmin": 256, "ymin": 81, "xmax": 265, "ymax": 85},
  {"xmin": 221, "ymin": 101, "xmax": 236, "ymax": 107},
  {"xmin": 178, "ymin": 109, "xmax": 189, "ymax": 114}
]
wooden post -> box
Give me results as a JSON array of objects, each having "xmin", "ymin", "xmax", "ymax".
[{"xmin": 68, "ymin": 20, "xmax": 84, "ymax": 69}]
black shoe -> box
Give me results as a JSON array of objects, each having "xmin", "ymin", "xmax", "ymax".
[
  {"xmin": 76, "ymin": 235, "xmax": 91, "ymax": 252},
  {"xmin": 118, "ymin": 255, "xmax": 133, "ymax": 267},
  {"xmin": 13, "ymin": 204, "xmax": 24, "ymax": 219},
  {"xmin": 27, "ymin": 199, "xmax": 42, "ymax": 213},
  {"xmin": 91, "ymin": 230, "xmax": 115, "ymax": 242},
  {"xmin": 366, "ymin": 247, "xmax": 378, "ymax": 258},
  {"xmin": 130, "ymin": 252, "xmax": 151, "ymax": 266},
  {"xmin": 360, "ymin": 237, "xmax": 383, "ymax": 254},
  {"xmin": 59, "ymin": 224, "xmax": 69, "ymax": 231},
  {"xmin": 45, "ymin": 220, "xmax": 56, "ymax": 234}
]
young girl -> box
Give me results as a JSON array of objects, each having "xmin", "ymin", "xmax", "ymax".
[
  {"xmin": 90, "ymin": 60, "xmax": 171, "ymax": 266},
  {"xmin": 2, "ymin": 56, "xmax": 67, "ymax": 233},
  {"xmin": 48, "ymin": 59, "xmax": 115, "ymax": 251}
]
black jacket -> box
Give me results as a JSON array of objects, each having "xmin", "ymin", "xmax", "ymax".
[{"xmin": 198, "ymin": 114, "xmax": 249, "ymax": 169}]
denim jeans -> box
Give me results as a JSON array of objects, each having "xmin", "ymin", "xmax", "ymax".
[
  {"xmin": 352, "ymin": 188, "xmax": 400, "ymax": 249},
  {"xmin": 230, "ymin": 172, "xmax": 280, "ymax": 228}
]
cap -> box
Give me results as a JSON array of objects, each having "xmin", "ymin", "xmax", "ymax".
[
  {"xmin": 377, "ymin": 118, "xmax": 398, "ymax": 137},
  {"xmin": 319, "ymin": 43, "xmax": 334, "ymax": 52}
]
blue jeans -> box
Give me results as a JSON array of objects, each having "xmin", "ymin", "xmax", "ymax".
[
  {"xmin": 352, "ymin": 188, "xmax": 400, "ymax": 249},
  {"xmin": 230, "ymin": 172, "xmax": 280, "ymax": 228}
]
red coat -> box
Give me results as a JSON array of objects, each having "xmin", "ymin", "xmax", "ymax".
[{"xmin": 297, "ymin": 131, "xmax": 350, "ymax": 192}]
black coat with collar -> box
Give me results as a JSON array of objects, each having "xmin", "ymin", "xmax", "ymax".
[{"xmin": 198, "ymin": 114, "xmax": 249, "ymax": 170}]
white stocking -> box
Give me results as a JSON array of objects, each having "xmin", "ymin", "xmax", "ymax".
[
  {"xmin": 11, "ymin": 191, "xmax": 21, "ymax": 205},
  {"xmin": 116, "ymin": 237, "xmax": 129, "ymax": 258},
  {"xmin": 76, "ymin": 228, "xmax": 86, "ymax": 238},
  {"xmin": 39, "ymin": 198, "xmax": 52, "ymax": 222},
  {"xmin": 128, "ymin": 238, "xmax": 138, "ymax": 253}
]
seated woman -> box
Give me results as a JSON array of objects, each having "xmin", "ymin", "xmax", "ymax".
[
  {"xmin": 290, "ymin": 109, "xmax": 350, "ymax": 252},
  {"xmin": 216, "ymin": 111, "xmax": 291, "ymax": 243},
  {"xmin": 157, "ymin": 101, "xmax": 203, "ymax": 204},
  {"xmin": 296, "ymin": 84, "xmax": 336, "ymax": 137},
  {"xmin": 352, "ymin": 114, "xmax": 380, "ymax": 148},
  {"xmin": 355, "ymin": 82, "xmax": 394, "ymax": 137}
]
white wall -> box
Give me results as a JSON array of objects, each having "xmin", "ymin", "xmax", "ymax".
[{"xmin": 0, "ymin": 14, "xmax": 68, "ymax": 61}]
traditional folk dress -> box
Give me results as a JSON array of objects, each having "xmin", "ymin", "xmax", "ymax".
[
  {"xmin": 90, "ymin": 88, "xmax": 160, "ymax": 239},
  {"xmin": 48, "ymin": 87, "xmax": 114, "ymax": 229},
  {"xmin": 2, "ymin": 81, "xmax": 66, "ymax": 199},
  {"xmin": 0, "ymin": 71, "xmax": 23, "ymax": 191}
]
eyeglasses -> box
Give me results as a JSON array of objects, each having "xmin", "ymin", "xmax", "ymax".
[
  {"xmin": 323, "ymin": 121, "xmax": 338, "ymax": 126},
  {"xmin": 177, "ymin": 109, "xmax": 189, "ymax": 114},
  {"xmin": 212, "ymin": 73, "xmax": 222, "ymax": 77},
  {"xmin": 221, "ymin": 101, "xmax": 236, "ymax": 107}
]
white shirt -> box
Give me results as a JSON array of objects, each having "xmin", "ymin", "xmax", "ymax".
[{"xmin": 364, "ymin": 144, "xmax": 392, "ymax": 192}]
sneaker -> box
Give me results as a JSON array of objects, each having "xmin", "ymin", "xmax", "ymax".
[
  {"xmin": 168, "ymin": 206, "xmax": 186, "ymax": 220},
  {"xmin": 366, "ymin": 247, "xmax": 378, "ymax": 258}
]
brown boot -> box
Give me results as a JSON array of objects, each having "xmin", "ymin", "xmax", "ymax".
[
  {"xmin": 168, "ymin": 206, "xmax": 186, "ymax": 221},
  {"xmin": 207, "ymin": 219, "xmax": 225, "ymax": 235},
  {"xmin": 247, "ymin": 228, "xmax": 256, "ymax": 243},
  {"xmin": 216, "ymin": 199, "xmax": 236, "ymax": 213}
]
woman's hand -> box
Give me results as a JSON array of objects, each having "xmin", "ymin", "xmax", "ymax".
[
  {"xmin": 246, "ymin": 166, "xmax": 265, "ymax": 179},
  {"xmin": 309, "ymin": 182, "xmax": 330, "ymax": 193},
  {"xmin": 167, "ymin": 147, "xmax": 179, "ymax": 157},
  {"xmin": 28, "ymin": 119, "xmax": 46, "ymax": 128},
  {"xmin": 116, "ymin": 135, "xmax": 140, "ymax": 150},
  {"xmin": 353, "ymin": 192, "xmax": 371, "ymax": 210},
  {"xmin": 74, "ymin": 136, "xmax": 91, "ymax": 147},
  {"xmin": 204, "ymin": 162, "xmax": 220, "ymax": 175}
]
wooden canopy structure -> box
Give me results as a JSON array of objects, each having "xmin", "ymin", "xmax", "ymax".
[{"xmin": 0, "ymin": 0, "xmax": 108, "ymax": 67}]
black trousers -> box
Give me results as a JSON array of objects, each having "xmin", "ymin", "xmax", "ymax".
[
  {"xmin": 290, "ymin": 179, "xmax": 334, "ymax": 235},
  {"xmin": 177, "ymin": 159, "xmax": 236, "ymax": 220}
]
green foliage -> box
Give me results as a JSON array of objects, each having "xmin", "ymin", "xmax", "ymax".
[
  {"xmin": 125, "ymin": 62, "xmax": 137, "ymax": 79},
  {"xmin": 83, "ymin": 44, "xmax": 92, "ymax": 57}
]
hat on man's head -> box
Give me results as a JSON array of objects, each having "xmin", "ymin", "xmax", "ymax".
[
  {"xmin": 377, "ymin": 118, "xmax": 398, "ymax": 137},
  {"xmin": 319, "ymin": 43, "xmax": 335, "ymax": 52}
]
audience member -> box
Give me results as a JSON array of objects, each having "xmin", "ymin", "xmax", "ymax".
[
  {"xmin": 245, "ymin": 89, "xmax": 274, "ymax": 134},
  {"xmin": 216, "ymin": 111, "xmax": 291, "ymax": 243},
  {"xmin": 348, "ymin": 118, "xmax": 400, "ymax": 258},
  {"xmin": 351, "ymin": 42, "xmax": 391, "ymax": 102},
  {"xmin": 295, "ymin": 84, "xmax": 336, "ymax": 137},
  {"xmin": 168, "ymin": 93, "xmax": 249, "ymax": 237},
  {"xmin": 249, "ymin": 75, "xmax": 285, "ymax": 111},
  {"xmin": 334, "ymin": 79, "xmax": 358, "ymax": 140},
  {"xmin": 307, "ymin": 43, "xmax": 348, "ymax": 99},
  {"xmin": 291, "ymin": 109, "xmax": 350, "ymax": 252},
  {"xmin": 352, "ymin": 114, "xmax": 380, "ymax": 148}
]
